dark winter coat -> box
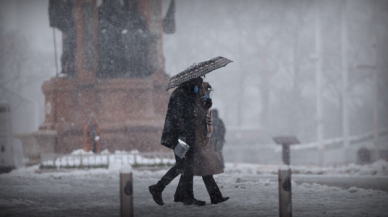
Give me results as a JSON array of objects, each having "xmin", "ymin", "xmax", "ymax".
[
  {"xmin": 83, "ymin": 121, "xmax": 101, "ymax": 154},
  {"xmin": 161, "ymin": 85, "xmax": 197, "ymax": 149},
  {"xmin": 211, "ymin": 114, "xmax": 226, "ymax": 152},
  {"xmin": 193, "ymin": 94, "xmax": 224, "ymax": 176}
]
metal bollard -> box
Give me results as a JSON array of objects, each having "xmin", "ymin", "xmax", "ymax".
[
  {"xmin": 278, "ymin": 167, "xmax": 292, "ymax": 217},
  {"xmin": 120, "ymin": 166, "xmax": 134, "ymax": 217}
]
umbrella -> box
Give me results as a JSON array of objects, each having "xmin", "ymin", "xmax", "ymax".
[{"xmin": 166, "ymin": 56, "xmax": 233, "ymax": 91}]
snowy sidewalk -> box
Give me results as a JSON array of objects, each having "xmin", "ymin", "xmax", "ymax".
[{"xmin": 0, "ymin": 163, "xmax": 388, "ymax": 217}]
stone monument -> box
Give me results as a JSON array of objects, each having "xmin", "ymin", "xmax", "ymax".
[
  {"xmin": 0, "ymin": 103, "xmax": 16, "ymax": 172},
  {"xmin": 17, "ymin": 0, "xmax": 176, "ymax": 163}
]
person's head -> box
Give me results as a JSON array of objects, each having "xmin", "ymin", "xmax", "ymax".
[
  {"xmin": 199, "ymin": 82, "xmax": 212, "ymax": 100},
  {"xmin": 180, "ymin": 77, "xmax": 203, "ymax": 93}
]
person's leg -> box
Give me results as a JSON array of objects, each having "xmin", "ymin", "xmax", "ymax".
[
  {"xmin": 174, "ymin": 148, "xmax": 205, "ymax": 206},
  {"xmin": 202, "ymin": 175, "xmax": 222, "ymax": 199},
  {"xmin": 180, "ymin": 172, "xmax": 205, "ymax": 206},
  {"xmin": 178, "ymin": 147, "xmax": 194, "ymax": 199},
  {"xmin": 149, "ymin": 159, "xmax": 183, "ymax": 206},
  {"xmin": 202, "ymin": 175, "xmax": 229, "ymax": 204},
  {"xmin": 173, "ymin": 175, "xmax": 186, "ymax": 201},
  {"xmin": 155, "ymin": 164, "xmax": 181, "ymax": 190}
]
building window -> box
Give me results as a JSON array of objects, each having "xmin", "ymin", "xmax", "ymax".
[{"xmin": 1, "ymin": 146, "xmax": 4, "ymax": 152}]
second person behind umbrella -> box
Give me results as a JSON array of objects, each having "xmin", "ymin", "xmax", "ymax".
[{"xmin": 174, "ymin": 81, "xmax": 229, "ymax": 204}]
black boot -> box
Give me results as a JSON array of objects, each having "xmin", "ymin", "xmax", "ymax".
[
  {"xmin": 211, "ymin": 196, "xmax": 229, "ymax": 204},
  {"xmin": 174, "ymin": 196, "xmax": 184, "ymax": 203},
  {"xmin": 183, "ymin": 197, "xmax": 206, "ymax": 206},
  {"xmin": 150, "ymin": 164, "xmax": 182, "ymax": 206},
  {"xmin": 174, "ymin": 175, "xmax": 186, "ymax": 203},
  {"xmin": 202, "ymin": 175, "xmax": 227, "ymax": 205},
  {"xmin": 149, "ymin": 184, "xmax": 164, "ymax": 206}
]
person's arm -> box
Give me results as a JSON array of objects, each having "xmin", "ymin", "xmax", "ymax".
[{"xmin": 161, "ymin": 89, "xmax": 192, "ymax": 149}]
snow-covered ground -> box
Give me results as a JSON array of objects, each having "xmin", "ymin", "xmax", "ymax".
[
  {"xmin": 1, "ymin": 162, "xmax": 387, "ymax": 217},
  {"xmin": 224, "ymin": 160, "xmax": 388, "ymax": 176}
]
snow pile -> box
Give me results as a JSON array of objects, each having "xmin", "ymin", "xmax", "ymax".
[
  {"xmin": 292, "ymin": 160, "xmax": 388, "ymax": 176},
  {"xmin": 282, "ymin": 129, "xmax": 388, "ymax": 151},
  {"xmin": 224, "ymin": 160, "xmax": 388, "ymax": 176},
  {"xmin": 100, "ymin": 149, "xmax": 111, "ymax": 154},
  {"xmin": 12, "ymin": 159, "xmax": 388, "ymax": 178},
  {"xmin": 334, "ymin": 160, "xmax": 388, "ymax": 176},
  {"xmin": 70, "ymin": 149, "xmax": 96, "ymax": 155},
  {"xmin": 40, "ymin": 149, "xmax": 175, "ymax": 169}
]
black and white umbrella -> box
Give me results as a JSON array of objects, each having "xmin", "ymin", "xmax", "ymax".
[{"xmin": 166, "ymin": 56, "xmax": 233, "ymax": 91}]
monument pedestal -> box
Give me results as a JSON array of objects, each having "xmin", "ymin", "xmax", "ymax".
[
  {"xmin": 17, "ymin": 74, "xmax": 170, "ymax": 165},
  {"xmin": 14, "ymin": 130, "xmax": 57, "ymax": 166},
  {"xmin": 39, "ymin": 75, "xmax": 170, "ymax": 154}
]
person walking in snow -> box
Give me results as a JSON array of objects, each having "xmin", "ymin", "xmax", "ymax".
[
  {"xmin": 149, "ymin": 77, "xmax": 208, "ymax": 206},
  {"xmin": 211, "ymin": 108, "xmax": 226, "ymax": 168},
  {"xmin": 173, "ymin": 82, "xmax": 229, "ymax": 205},
  {"xmin": 149, "ymin": 56, "xmax": 232, "ymax": 206},
  {"xmin": 83, "ymin": 115, "xmax": 101, "ymax": 154}
]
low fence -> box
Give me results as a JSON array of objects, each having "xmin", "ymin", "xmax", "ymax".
[
  {"xmin": 224, "ymin": 132, "xmax": 388, "ymax": 166},
  {"xmin": 285, "ymin": 128, "xmax": 388, "ymax": 151},
  {"xmin": 40, "ymin": 151, "xmax": 175, "ymax": 169}
]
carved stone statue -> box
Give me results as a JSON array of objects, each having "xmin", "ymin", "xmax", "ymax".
[
  {"xmin": 49, "ymin": 0, "xmax": 77, "ymax": 76},
  {"xmin": 49, "ymin": 0, "xmax": 176, "ymax": 78},
  {"xmin": 97, "ymin": 0, "xmax": 154, "ymax": 78},
  {"xmin": 97, "ymin": 0, "xmax": 127, "ymax": 78}
]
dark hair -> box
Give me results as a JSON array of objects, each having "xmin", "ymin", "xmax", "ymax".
[{"xmin": 180, "ymin": 77, "xmax": 203, "ymax": 88}]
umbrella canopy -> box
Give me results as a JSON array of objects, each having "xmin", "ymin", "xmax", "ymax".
[{"xmin": 166, "ymin": 56, "xmax": 233, "ymax": 91}]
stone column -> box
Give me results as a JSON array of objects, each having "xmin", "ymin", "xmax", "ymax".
[
  {"xmin": 75, "ymin": 0, "xmax": 98, "ymax": 124},
  {"xmin": 53, "ymin": 0, "xmax": 99, "ymax": 153},
  {"xmin": 75, "ymin": 0, "xmax": 98, "ymax": 84}
]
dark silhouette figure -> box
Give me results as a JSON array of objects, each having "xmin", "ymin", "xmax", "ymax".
[
  {"xmin": 211, "ymin": 109, "xmax": 226, "ymax": 168},
  {"xmin": 83, "ymin": 116, "xmax": 101, "ymax": 154},
  {"xmin": 174, "ymin": 82, "xmax": 229, "ymax": 205},
  {"xmin": 149, "ymin": 77, "xmax": 206, "ymax": 206},
  {"xmin": 357, "ymin": 147, "xmax": 371, "ymax": 165}
]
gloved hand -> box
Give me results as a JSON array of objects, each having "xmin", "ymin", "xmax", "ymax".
[{"xmin": 204, "ymin": 98, "xmax": 212, "ymax": 110}]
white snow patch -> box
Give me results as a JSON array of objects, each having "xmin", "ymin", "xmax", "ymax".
[
  {"xmin": 40, "ymin": 149, "xmax": 175, "ymax": 168},
  {"xmin": 224, "ymin": 160, "xmax": 388, "ymax": 176}
]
